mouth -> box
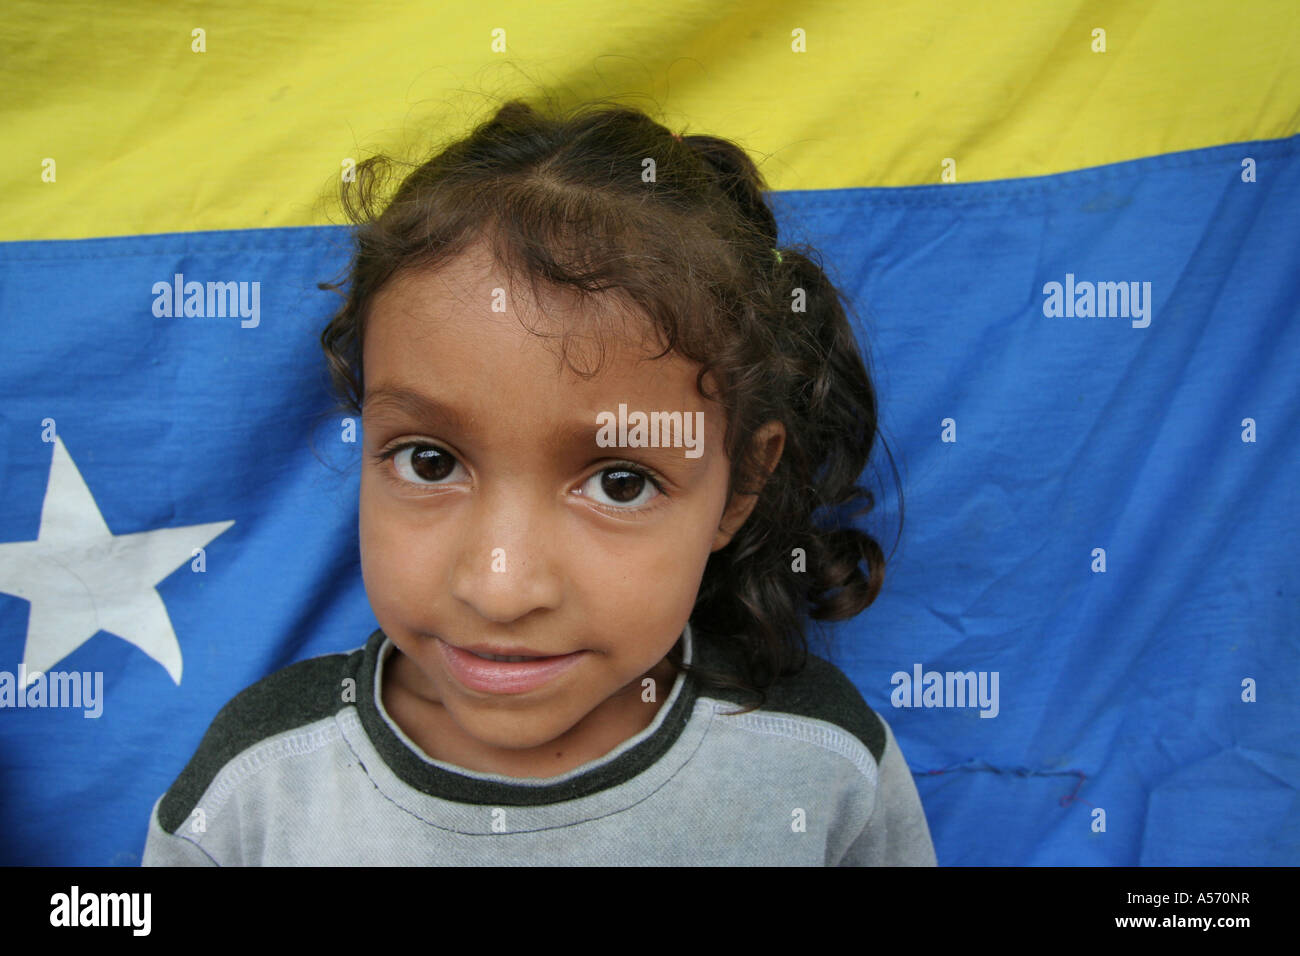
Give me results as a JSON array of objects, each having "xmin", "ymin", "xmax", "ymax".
[
  {"xmin": 436, "ymin": 638, "xmax": 588, "ymax": 695},
  {"xmin": 458, "ymin": 644, "xmax": 571, "ymax": 662}
]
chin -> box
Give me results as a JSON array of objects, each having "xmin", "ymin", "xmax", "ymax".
[{"xmin": 454, "ymin": 705, "xmax": 573, "ymax": 752}]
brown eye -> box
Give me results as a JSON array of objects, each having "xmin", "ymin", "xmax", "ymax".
[
  {"xmin": 390, "ymin": 444, "xmax": 465, "ymax": 485},
  {"xmin": 601, "ymin": 469, "xmax": 644, "ymax": 502},
  {"xmin": 409, "ymin": 446, "xmax": 455, "ymax": 481},
  {"xmin": 578, "ymin": 465, "xmax": 661, "ymax": 509}
]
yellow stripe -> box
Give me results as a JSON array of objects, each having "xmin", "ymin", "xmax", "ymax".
[{"xmin": 3, "ymin": 0, "xmax": 1297, "ymax": 240}]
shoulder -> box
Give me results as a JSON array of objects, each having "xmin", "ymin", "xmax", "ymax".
[
  {"xmin": 692, "ymin": 637, "xmax": 886, "ymax": 765},
  {"xmin": 763, "ymin": 652, "xmax": 888, "ymax": 764},
  {"xmin": 155, "ymin": 641, "xmax": 366, "ymax": 834}
]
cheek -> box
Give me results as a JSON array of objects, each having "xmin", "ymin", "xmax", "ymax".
[
  {"xmin": 358, "ymin": 479, "xmax": 434, "ymax": 623},
  {"xmin": 358, "ymin": 476, "xmax": 385, "ymax": 589},
  {"xmin": 581, "ymin": 520, "xmax": 715, "ymax": 628},
  {"xmin": 358, "ymin": 505, "xmax": 396, "ymax": 620}
]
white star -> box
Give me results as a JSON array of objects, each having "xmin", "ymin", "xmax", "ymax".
[{"xmin": 0, "ymin": 435, "xmax": 233, "ymax": 686}]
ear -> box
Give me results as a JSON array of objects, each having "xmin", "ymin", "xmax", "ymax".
[{"xmin": 711, "ymin": 420, "xmax": 787, "ymax": 551}]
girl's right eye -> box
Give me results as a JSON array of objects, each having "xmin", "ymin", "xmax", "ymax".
[{"xmin": 376, "ymin": 442, "xmax": 467, "ymax": 487}]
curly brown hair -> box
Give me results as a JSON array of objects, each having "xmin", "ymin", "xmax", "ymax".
[{"xmin": 317, "ymin": 94, "xmax": 902, "ymax": 713}]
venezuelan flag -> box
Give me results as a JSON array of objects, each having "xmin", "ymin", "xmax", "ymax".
[{"xmin": 1, "ymin": 0, "xmax": 1296, "ymax": 867}]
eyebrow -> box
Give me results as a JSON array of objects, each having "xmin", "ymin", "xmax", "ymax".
[
  {"xmin": 364, "ymin": 384, "xmax": 475, "ymax": 433},
  {"xmin": 363, "ymin": 383, "xmax": 706, "ymax": 464}
]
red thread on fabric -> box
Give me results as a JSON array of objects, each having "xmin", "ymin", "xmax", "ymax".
[{"xmin": 1058, "ymin": 771, "xmax": 1094, "ymax": 809}]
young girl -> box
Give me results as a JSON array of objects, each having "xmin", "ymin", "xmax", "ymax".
[{"xmin": 142, "ymin": 97, "xmax": 936, "ymax": 866}]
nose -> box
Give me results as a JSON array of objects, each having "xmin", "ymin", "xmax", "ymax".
[{"xmin": 448, "ymin": 482, "xmax": 563, "ymax": 624}]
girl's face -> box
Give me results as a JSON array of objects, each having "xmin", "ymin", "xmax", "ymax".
[{"xmin": 359, "ymin": 239, "xmax": 779, "ymax": 775}]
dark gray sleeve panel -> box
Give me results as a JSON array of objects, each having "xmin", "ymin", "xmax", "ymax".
[
  {"xmin": 760, "ymin": 653, "xmax": 888, "ymax": 764},
  {"xmin": 156, "ymin": 649, "xmax": 359, "ymax": 833},
  {"xmin": 695, "ymin": 635, "xmax": 888, "ymax": 765}
]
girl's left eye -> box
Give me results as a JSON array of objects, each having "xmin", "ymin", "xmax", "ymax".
[{"xmin": 578, "ymin": 466, "xmax": 663, "ymax": 509}]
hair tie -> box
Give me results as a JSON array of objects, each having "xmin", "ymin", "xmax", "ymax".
[{"xmin": 772, "ymin": 248, "xmax": 783, "ymax": 264}]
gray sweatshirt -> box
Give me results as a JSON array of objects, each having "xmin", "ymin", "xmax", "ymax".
[{"xmin": 142, "ymin": 622, "xmax": 937, "ymax": 866}]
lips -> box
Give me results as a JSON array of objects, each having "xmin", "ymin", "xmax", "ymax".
[
  {"xmin": 437, "ymin": 638, "xmax": 588, "ymax": 695},
  {"xmin": 459, "ymin": 644, "xmax": 567, "ymax": 660}
]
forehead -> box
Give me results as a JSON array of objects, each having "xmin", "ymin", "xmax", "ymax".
[{"xmin": 363, "ymin": 243, "xmax": 706, "ymax": 413}]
